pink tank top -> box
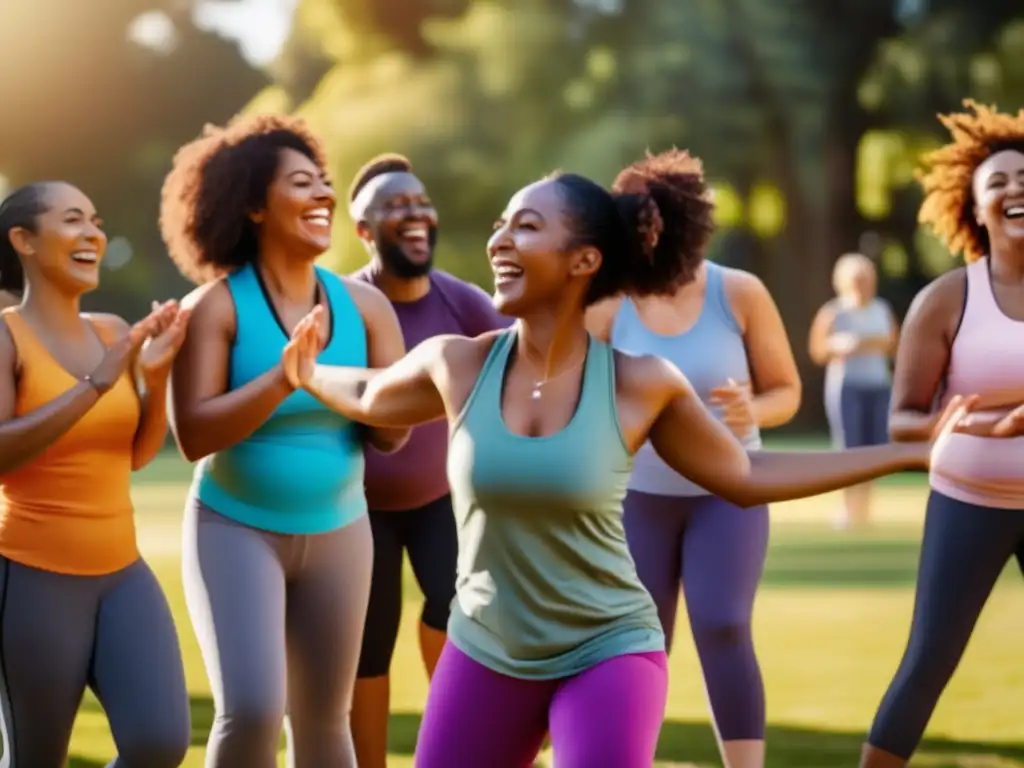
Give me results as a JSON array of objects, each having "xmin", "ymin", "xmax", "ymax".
[{"xmin": 930, "ymin": 257, "xmax": 1024, "ymax": 509}]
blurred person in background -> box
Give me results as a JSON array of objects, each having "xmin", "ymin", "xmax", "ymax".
[
  {"xmin": 587, "ymin": 149, "xmax": 801, "ymax": 768},
  {"xmin": 0, "ymin": 181, "xmax": 191, "ymax": 767},
  {"xmin": 809, "ymin": 253, "xmax": 899, "ymax": 529},
  {"xmin": 281, "ymin": 169, "xmax": 942, "ymax": 768},
  {"xmin": 346, "ymin": 153, "xmax": 510, "ymax": 768},
  {"xmin": 160, "ymin": 115, "xmax": 408, "ymax": 768},
  {"xmin": 861, "ymin": 101, "xmax": 1024, "ymax": 768}
]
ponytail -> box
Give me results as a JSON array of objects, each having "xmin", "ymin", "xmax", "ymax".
[{"xmin": 0, "ymin": 183, "xmax": 50, "ymax": 295}]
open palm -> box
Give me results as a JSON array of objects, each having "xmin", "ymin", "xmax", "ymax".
[
  {"xmin": 138, "ymin": 300, "xmax": 191, "ymax": 386},
  {"xmin": 282, "ymin": 307, "xmax": 324, "ymax": 390}
]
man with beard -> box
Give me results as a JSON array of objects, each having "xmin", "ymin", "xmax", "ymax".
[{"xmin": 348, "ymin": 153, "xmax": 509, "ymax": 768}]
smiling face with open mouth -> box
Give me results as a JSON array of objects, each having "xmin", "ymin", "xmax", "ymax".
[
  {"xmin": 974, "ymin": 148, "xmax": 1024, "ymax": 250},
  {"xmin": 259, "ymin": 147, "xmax": 336, "ymax": 260},
  {"xmin": 361, "ymin": 173, "xmax": 438, "ymax": 279},
  {"xmin": 487, "ymin": 179, "xmax": 587, "ymax": 317},
  {"xmin": 10, "ymin": 182, "xmax": 108, "ymax": 295}
]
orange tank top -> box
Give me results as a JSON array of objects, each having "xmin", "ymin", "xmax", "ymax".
[
  {"xmin": 930, "ymin": 257, "xmax": 1024, "ymax": 509},
  {"xmin": 0, "ymin": 310, "xmax": 140, "ymax": 574}
]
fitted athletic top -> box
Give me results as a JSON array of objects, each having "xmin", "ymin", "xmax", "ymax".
[
  {"xmin": 194, "ymin": 263, "xmax": 368, "ymax": 534},
  {"xmin": 447, "ymin": 329, "xmax": 664, "ymax": 679},
  {"xmin": 0, "ymin": 310, "xmax": 140, "ymax": 575},
  {"xmin": 930, "ymin": 257, "xmax": 1024, "ymax": 509},
  {"xmin": 351, "ymin": 268, "xmax": 509, "ymax": 511},
  {"xmin": 824, "ymin": 296, "xmax": 894, "ymax": 389},
  {"xmin": 610, "ymin": 261, "xmax": 761, "ymax": 496}
]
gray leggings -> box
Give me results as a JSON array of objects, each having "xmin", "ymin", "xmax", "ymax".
[
  {"xmin": 0, "ymin": 556, "xmax": 190, "ymax": 768},
  {"xmin": 182, "ymin": 498, "xmax": 373, "ymax": 768}
]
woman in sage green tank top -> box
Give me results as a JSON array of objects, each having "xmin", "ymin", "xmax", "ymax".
[{"xmin": 282, "ymin": 172, "xmax": 950, "ymax": 768}]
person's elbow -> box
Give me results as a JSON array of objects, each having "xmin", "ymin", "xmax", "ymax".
[
  {"xmin": 170, "ymin": 416, "xmax": 212, "ymax": 463},
  {"xmin": 775, "ymin": 380, "xmax": 803, "ymax": 424},
  {"xmin": 702, "ymin": 449, "xmax": 756, "ymax": 507}
]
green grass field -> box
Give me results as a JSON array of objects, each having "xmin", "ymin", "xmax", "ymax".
[{"xmin": 66, "ymin": 449, "xmax": 1024, "ymax": 768}]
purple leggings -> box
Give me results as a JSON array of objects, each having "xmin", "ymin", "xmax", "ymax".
[
  {"xmin": 415, "ymin": 642, "xmax": 668, "ymax": 767},
  {"xmin": 623, "ymin": 489, "xmax": 769, "ymax": 741}
]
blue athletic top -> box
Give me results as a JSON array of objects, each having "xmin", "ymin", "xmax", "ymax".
[
  {"xmin": 193, "ymin": 262, "xmax": 368, "ymax": 534},
  {"xmin": 610, "ymin": 261, "xmax": 761, "ymax": 497}
]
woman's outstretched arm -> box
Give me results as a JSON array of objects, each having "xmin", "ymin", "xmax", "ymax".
[
  {"xmin": 643, "ymin": 356, "xmax": 937, "ymax": 509},
  {"xmin": 285, "ymin": 306, "xmax": 450, "ymax": 429}
]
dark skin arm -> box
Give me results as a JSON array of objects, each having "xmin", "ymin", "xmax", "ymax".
[
  {"xmin": 622, "ymin": 354, "xmax": 928, "ymax": 509},
  {"xmin": 169, "ymin": 281, "xmax": 294, "ymax": 463},
  {"xmin": 343, "ymin": 278, "xmax": 411, "ymax": 452},
  {"xmin": 888, "ymin": 269, "xmax": 965, "ymax": 442}
]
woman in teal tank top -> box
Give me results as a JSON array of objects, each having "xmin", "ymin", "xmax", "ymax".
[
  {"xmin": 160, "ymin": 115, "xmax": 408, "ymax": 768},
  {"xmin": 282, "ymin": 171, "xmax": 946, "ymax": 768}
]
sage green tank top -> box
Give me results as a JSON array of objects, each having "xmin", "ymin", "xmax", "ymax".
[{"xmin": 446, "ymin": 329, "xmax": 664, "ymax": 680}]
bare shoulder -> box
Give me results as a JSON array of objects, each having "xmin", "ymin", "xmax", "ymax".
[
  {"xmin": 909, "ymin": 266, "xmax": 966, "ymax": 318},
  {"xmin": 178, "ymin": 279, "xmax": 236, "ymax": 342},
  {"xmin": 721, "ymin": 266, "xmax": 771, "ymax": 308},
  {"xmin": 613, "ymin": 347, "xmax": 689, "ymax": 400},
  {"xmin": 433, "ymin": 329, "xmax": 504, "ymax": 372},
  {"xmin": 585, "ymin": 295, "xmax": 624, "ymax": 341},
  {"xmin": 339, "ymin": 274, "xmax": 393, "ymax": 319}
]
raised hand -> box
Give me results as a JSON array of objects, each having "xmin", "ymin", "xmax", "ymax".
[
  {"xmin": 708, "ymin": 378, "xmax": 756, "ymax": 440},
  {"xmin": 138, "ymin": 300, "xmax": 191, "ymax": 388},
  {"xmin": 282, "ymin": 306, "xmax": 325, "ymax": 391}
]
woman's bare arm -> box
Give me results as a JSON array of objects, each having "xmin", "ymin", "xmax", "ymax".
[
  {"xmin": 727, "ymin": 271, "xmax": 801, "ymax": 427},
  {"xmin": 640, "ymin": 357, "xmax": 927, "ymax": 509},
  {"xmin": 345, "ymin": 278, "xmax": 411, "ymax": 452},
  {"xmin": 89, "ymin": 313, "xmax": 168, "ymax": 471},
  {"xmin": 888, "ymin": 270, "xmax": 965, "ymax": 442},
  {"xmin": 304, "ymin": 334, "xmax": 467, "ymax": 429},
  {"xmin": 170, "ymin": 282, "xmax": 293, "ymax": 462}
]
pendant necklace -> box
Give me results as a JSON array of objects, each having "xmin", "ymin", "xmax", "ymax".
[{"xmin": 525, "ymin": 348, "xmax": 586, "ymax": 400}]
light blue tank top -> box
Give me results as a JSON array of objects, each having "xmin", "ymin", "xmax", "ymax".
[
  {"xmin": 610, "ymin": 261, "xmax": 761, "ymax": 497},
  {"xmin": 194, "ymin": 263, "xmax": 368, "ymax": 535},
  {"xmin": 446, "ymin": 330, "xmax": 664, "ymax": 680},
  {"xmin": 825, "ymin": 297, "xmax": 894, "ymax": 389}
]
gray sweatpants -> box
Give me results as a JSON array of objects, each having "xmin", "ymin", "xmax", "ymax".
[
  {"xmin": 0, "ymin": 556, "xmax": 190, "ymax": 768},
  {"xmin": 182, "ymin": 498, "xmax": 373, "ymax": 768}
]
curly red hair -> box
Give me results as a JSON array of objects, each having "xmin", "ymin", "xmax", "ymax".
[{"xmin": 918, "ymin": 99, "xmax": 1024, "ymax": 262}]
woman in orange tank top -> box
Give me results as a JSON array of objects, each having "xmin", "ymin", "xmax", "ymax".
[
  {"xmin": 861, "ymin": 102, "xmax": 1024, "ymax": 767},
  {"xmin": 0, "ymin": 181, "xmax": 191, "ymax": 767}
]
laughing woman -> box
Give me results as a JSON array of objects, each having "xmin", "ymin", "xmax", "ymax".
[{"xmin": 160, "ymin": 115, "xmax": 408, "ymax": 768}]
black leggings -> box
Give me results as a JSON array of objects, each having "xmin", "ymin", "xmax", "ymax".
[
  {"xmin": 357, "ymin": 494, "xmax": 457, "ymax": 678},
  {"xmin": 0, "ymin": 557, "xmax": 190, "ymax": 768},
  {"xmin": 867, "ymin": 491, "xmax": 1024, "ymax": 758}
]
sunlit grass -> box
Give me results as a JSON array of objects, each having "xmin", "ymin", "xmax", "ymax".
[{"xmin": 66, "ymin": 455, "xmax": 1024, "ymax": 767}]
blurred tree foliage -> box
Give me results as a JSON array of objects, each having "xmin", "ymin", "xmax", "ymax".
[
  {"xmin": 1, "ymin": 0, "xmax": 1022, "ymax": 427},
  {"xmin": 0, "ymin": 0, "xmax": 266, "ymax": 317}
]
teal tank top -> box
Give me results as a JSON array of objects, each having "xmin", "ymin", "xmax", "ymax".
[
  {"xmin": 193, "ymin": 263, "xmax": 368, "ymax": 535},
  {"xmin": 446, "ymin": 329, "xmax": 664, "ymax": 680}
]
